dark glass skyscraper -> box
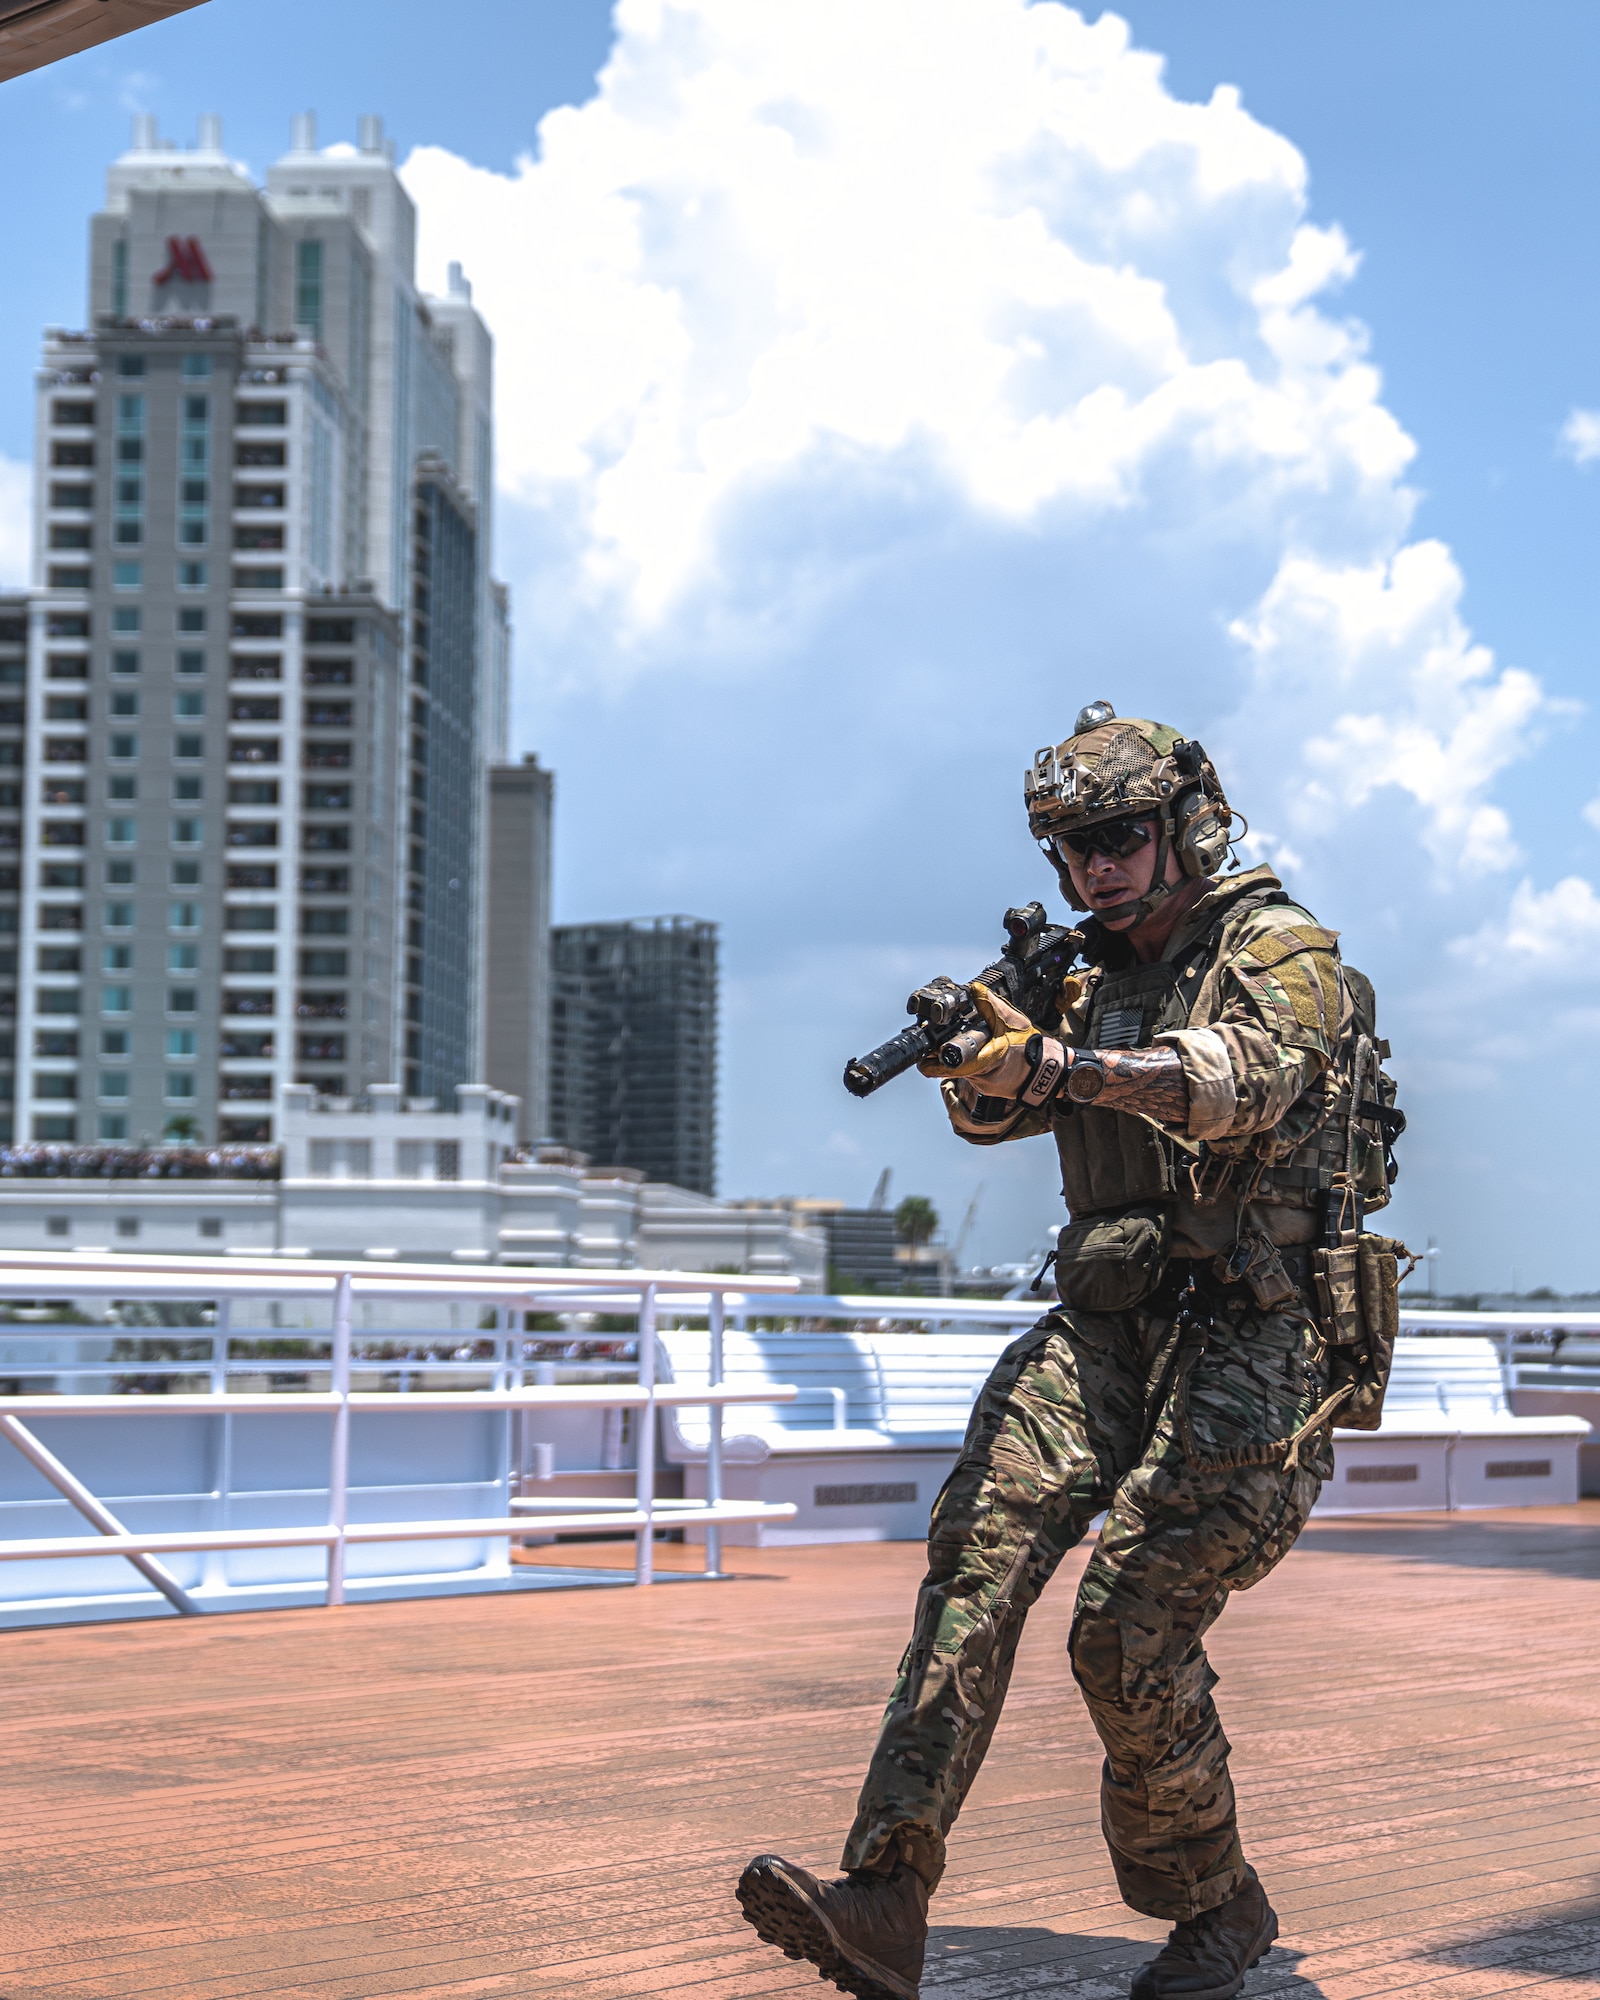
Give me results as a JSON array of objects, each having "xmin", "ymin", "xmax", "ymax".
[{"xmin": 548, "ymin": 916, "xmax": 717, "ymax": 1194}]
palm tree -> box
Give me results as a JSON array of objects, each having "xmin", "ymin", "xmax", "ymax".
[
  {"xmin": 162, "ymin": 1114, "xmax": 202, "ymax": 1144},
  {"xmin": 894, "ymin": 1195, "xmax": 938, "ymax": 1247}
]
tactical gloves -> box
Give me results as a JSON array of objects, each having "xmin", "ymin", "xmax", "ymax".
[{"xmin": 921, "ymin": 981, "xmax": 1066, "ymax": 1108}]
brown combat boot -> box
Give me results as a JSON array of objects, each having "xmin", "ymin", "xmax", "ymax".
[
  {"xmin": 1130, "ymin": 1868, "xmax": 1279, "ymax": 1999},
  {"xmin": 737, "ymin": 1852, "xmax": 929, "ymax": 2000}
]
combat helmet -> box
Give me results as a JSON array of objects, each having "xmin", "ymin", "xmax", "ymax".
[{"xmin": 1024, "ymin": 700, "xmax": 1234, "ymax": 922}]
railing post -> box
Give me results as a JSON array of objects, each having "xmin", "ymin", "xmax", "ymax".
[
  {"xmin": 705, "ymin": 1288, "xmax": 725, "ymax": 1580},
  {"xmin": 635, "ymin": 1282, "xmax": 658, "ymax": 1586},
  {"xmin": 487, "ymin": 1305, "xmax": 513, "ymax": 1578},
  {"xmin": 204, "ymin": 1300, "xmax": 232, "ymax": 1594},
  {"xmin": 326, "ymin": 1270, "xmax": 353, "ymax": 1607}
]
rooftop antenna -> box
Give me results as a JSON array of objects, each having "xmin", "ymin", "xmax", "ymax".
[{"xmin": 868, "ymin": 1167, "xmax": 892, "ymax": 1212}]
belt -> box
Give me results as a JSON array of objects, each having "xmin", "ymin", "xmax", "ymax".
[{"xmin": 1161, "ymin": 1243, "xmax": 1317, "ymax": 1313}]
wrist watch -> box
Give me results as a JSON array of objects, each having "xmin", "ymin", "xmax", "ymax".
[{"xmin": 1064, "ymin": 1049, "xmax": 1106, "ymax": 1103}]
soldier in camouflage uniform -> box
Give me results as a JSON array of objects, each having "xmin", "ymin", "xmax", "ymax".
[{"xmin": 739, "ymin": 706, "xmax": 1374, "ymax": 2000}]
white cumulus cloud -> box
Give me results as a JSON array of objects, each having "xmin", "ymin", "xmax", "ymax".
[
  {"xmin": 1454, "ymin": 874, "xmax": 1600, "ymax": 972},
  {"xmin": 403, "ymin": 0, "xmax": 1415, "ymax": 627},
  {"xmin": 1559, "ymin": 407, "xmax": 1600, "ymax": 465},
  {"xmin": 1232, "ymin": 540, "xmax": 1545, "ymax": 873},
  {"xmin": 381, "ymin": 0, "xmax": 1587, "ymax": 1272}
]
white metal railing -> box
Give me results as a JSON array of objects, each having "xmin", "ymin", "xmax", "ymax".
[
  {"xmin": 1399, "ymin": 1307, "xmax": 1600, "ymax": 1390},
  {"xmin": 0, "ymin": 1253, "xmax": 805, "ymax": 1612},
  {"xmin": 5, "ymin": 1272, "xmax": 1592, "ymax": 1625}
]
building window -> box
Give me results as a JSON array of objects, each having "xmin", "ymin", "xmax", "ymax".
[
  {"xmin": 168, "ymin": 944, "xmax": 199, "ymax": 973},
  {"xmin": 33, "ymin": 1073, "xmax": 77, "ymax": 1099},
  {"xmin": 117, "ymin": 355, "xmax": 144, "ymax": 377},
  {"xmin": 175, "ymin": 734, "xmax": 205, "ymax": 761},
  {"xmin": 100, "ymin": 1028, "xmax": 128, "ymax": 1056},
  {"xmin": 295, "ymin": 238, "xmax": 324, "ymax": 337},
  {"xmin": 112, "ymin": 607, "xmax": 141, "ymax": 635},
  {"xmin": 199, "ymin": 1217, "xmax": 223, "ymax": 1238},
  {"xmin": 99, "ymin": 1071, "xmax": 129, "ymax": 1101},
  {"xmin": 178, "ymin": 561, "xmax": 208, "ymax": 590},
  {"xmin": 109, "ymin": 733, "xmax": 138, "ymax": 761},
  {"xmin": 100, "ymin": 987, "xmax": 131, "ymax": 1016},
  {"xmin": 172, "ymin": 818, "xmax": 202, "ymax": 845},
  {"xmin": 46, "ymin": 1216, "xmax": 70, "ymax": 1238},
  {"xmin": 224, "ymin": 947, "xmax": 275, "ymax": 975},
  {"xmin": 164, "ymin": 1071, "xmax": 196, "ymax": 1101},
  {"xmin": 33, "ymin": 1116, "xmax": 76, "ymax": 1141},
  {"xmin": 104, "ymin": 902, "xmax": 134, "ymax": 930},
  {"xmin": 99, "ymin": 1114, "xmax": 128, "ymax": 1140},
  {"xmin": 182, "ymin": 354, "xmax": 211, "ymax": 379},
  {"xmin": 308, "ymin": 1139, "xmax": 371, "ymax": 1180},
  {"xmin": 106, "ymin": 817, "xmax": 137, "ymax": 844},
  {"xmin": 178, "ymin": 607, "xmax": 206, "ymax": 634},
  {"xmin": 169, "ymin": 902, "xmax": 200, "ymax": 932},
  {"xmin": 112, "ymin": 650, "xmax": 140, "ymax": 676},
  {"xmin": 115, "ymin": 1216, "xmax": 139, "ymax": 1238},
  {"xmin": 171, "ymin": 859, "xmax": 200, "ymax": 886},
  {"xmin": 103, "ymin": 944, "xmax": 133, "ymax": 972},
  {"xmin": 167, "ymin": 987, "xmax": 197, "ymax": 1015},
  {"xmin": 111, "ymin": 238, "xmax": 128, "ymax": 319},
  {"xmin": 177, "ymin": 650, "xmax": 206, "ymax": 676},
  {"xmin": 166, "ymin": 1029, "xmax": 197, "ymax": 1057}
]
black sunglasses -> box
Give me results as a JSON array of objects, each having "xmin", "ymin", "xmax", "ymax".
[{"xmin": 1054, "ymin": 817, "xmax": 1156, "ymax": 861}]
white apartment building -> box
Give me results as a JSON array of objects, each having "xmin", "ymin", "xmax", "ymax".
[{"xmin": 12, "ymin": 112, "xmax": 510, "ymax": 1150}]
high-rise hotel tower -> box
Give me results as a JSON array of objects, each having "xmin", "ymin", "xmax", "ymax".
[{"xmin": 12, "ymin": 112, "xmax": 510, "ymax": 1146}]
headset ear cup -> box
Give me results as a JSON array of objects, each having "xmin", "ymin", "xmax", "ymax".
[{"xmin": 1178, "ymin": 807, "xmax": 1230, "ymax": 877}]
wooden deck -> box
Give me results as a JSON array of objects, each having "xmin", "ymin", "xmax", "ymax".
[{"xmin": 3, "ymin": 1506, "xmax": 1598, "ymax": 1998}]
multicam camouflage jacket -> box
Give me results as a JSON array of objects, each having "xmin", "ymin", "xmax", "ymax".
[{"xmin": 943, "ymin": 866, "xmax": 1364, "ymax": 1260}]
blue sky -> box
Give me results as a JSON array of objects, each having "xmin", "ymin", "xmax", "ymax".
[{"xmin": 3, "ymin": 1, "xmax": 1600, "ymax": 1291}]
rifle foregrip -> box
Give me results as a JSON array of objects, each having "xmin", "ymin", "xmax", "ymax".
[{"xmin": 843, "ymin": 1022, "xmax": 937, "ymax": 1098}]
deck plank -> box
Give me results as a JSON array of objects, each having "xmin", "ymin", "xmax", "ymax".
[{"xmin": 1, "ymin": 1505, "xmax": 1597, "ymax": 1997}]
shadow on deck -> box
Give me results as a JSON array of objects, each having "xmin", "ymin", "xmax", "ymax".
[{"xmin": 1, "ymin": 1504, "xmax": 1596, "ymax": 1996}]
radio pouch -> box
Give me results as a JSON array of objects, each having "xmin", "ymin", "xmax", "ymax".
[{"xmin": 1312, "ymin": 1232, "xmax": 1409, "ymax": 1432}]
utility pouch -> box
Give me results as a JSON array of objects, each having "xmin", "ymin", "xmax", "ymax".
[
  {"xmin": 1312, "ymin": 1232, "xmax": 1409, "ymax": 1432},
  {"xmin": 1217, "ymin": 1230, "xmax": 1298, "ymax": 1310},
  {"xmin": 1053, "ymin": 1203, "xmax": 1172, "ymax": 1314}
]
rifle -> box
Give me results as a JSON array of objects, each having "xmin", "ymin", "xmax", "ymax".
[{"xmin": 842, "ymin": 902, "xmax": 1089, "ymax": 1099}]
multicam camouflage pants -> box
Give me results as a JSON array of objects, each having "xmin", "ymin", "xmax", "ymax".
[{"xmin": 841, "ymin": 1294, "xmax": 1334, "ymax": 1921}]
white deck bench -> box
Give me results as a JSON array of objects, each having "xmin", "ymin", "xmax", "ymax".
[
  {"xmin": 658, "ymin": 1324, "xmax": 1018, "ymax": 1545},
  {"xmin": 1317, "ymin": 1337, "xmax": 1590, "ymax": 1513},
  {"xmin": 658, "ymin": 1327, "xmax": 1591, "ymax": 1540}
]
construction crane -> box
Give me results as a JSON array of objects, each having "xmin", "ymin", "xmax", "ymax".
[
  {"xmin": 867, "ymin": 1167, "xmax": 893, "ymax": 1212},
  {"xmin": 952, "ymin": 1184, "xmax": 985, "ymax": 1266}
]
